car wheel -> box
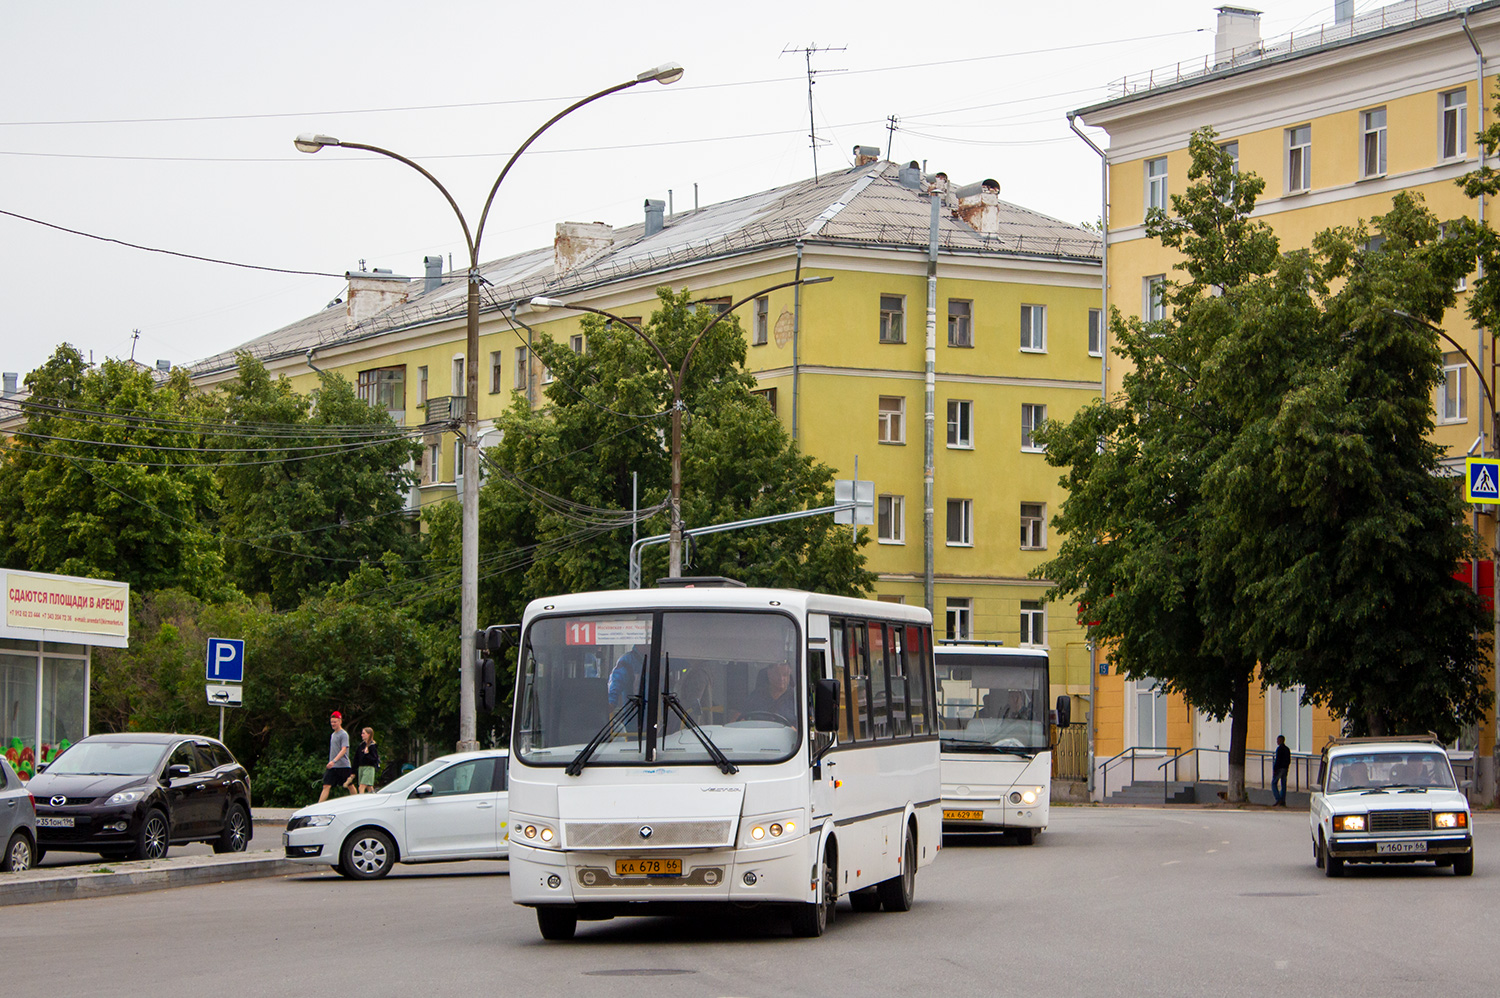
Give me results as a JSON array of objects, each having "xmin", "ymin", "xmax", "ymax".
[
  {"xmin": 791, "ymin": 846, "xmax": 837, "ymax": 938},
  {"xmin": 1313, "ymin": 836, "xmax": 1322, "ymax": 868},
  {"xmin": 2, "ymin": 831, "xmax": 34, "ymax": 872},
  {"xmin": 131, "ymin": 810, "xmax": 170, "ymax": 861},
  {"xmin": 1453, "ymin": 851, "xmax": 1474, "ymax": 877},
  {"xmin": 849, "ymin": 888, "xmax": 881, "ymax": 912},
  {"xmin": 876, "ymin": 825, "xmax": 917, "ymax": 912},
  {"xmin": 536, "ymin": 906, "xmax": 578, "ymax": 940},
  {"xmin": 340, "ymin": 829, "xmax": 396, "ymax": 879},
  {"xmin": 1321, "ymin": 833, "xmax": 1343, "ymax": 878},
  {"xmin": 213, "ymin": 803, "xmax": 251, "ymax": 854}
]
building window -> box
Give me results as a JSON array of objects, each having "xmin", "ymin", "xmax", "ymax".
[
  {"xmin": 878, "ymin": 494, "xmax": 905, "ymax": 544},
  {"xmin": 451, "ymin": 357, "xmax": 465, "ymax": 397},
  {"xmin": 1360, "ymin": 107, "xmax": 1387, "ymax": 178},
  {"xmin": 1442, "ymin": 89, "xmax": 1468, "ymax": 160},
  {"xmin": 357, "ymin": 366, "xmax": 405, "ymax": 414},
  {"xmin": 752, "ymin": 386, "xmax": 777, "ymax": 414},
  {"xmin": 946, "ymin": 498, "xmax": 973, "ymax": 547},
  {"xmin": 426, "ymin": 441, "xmax": 441, "ymax": 484},
  {"xmin": 878, "ymin": 396, "xmax": 906, "ymax": 444},
  {"xmin": 1271, "ymin": 684, "xmax": 1315, "ymax": 753},
  {"xmin": 1145, "ymin": 156, "xmax": 1168, "ymax": 215},
  {"xmin": 1135, "ymin": 677, "xmax": 1169, "ymax": 748},
  {"xmin": 541, "ymin": 364, "xmax": 553, "ymax": 385},
  {"xmin": 1088, "ymin": 308, "xmax": 1103, "ymax": 356},
  {"xmin": 948, "ymin": 299, "xmax": 973, "ymax": 347},
  {"xmin": 878, "ymin": 594, "xmax": 906, "ymax": 605},
  {"xmin": 1020, "ymin": 304, "xmax": 1046, "ymax": 352},
  {"xmin": 879, "ymin": 295, "xmax": 906, "ymax": 344},
  {"xmin": 1020, "ymin": 502, "xmax": 1045, "ymax": 549},
  {"xmin": 945, "ymin": 598, "xmax": 972, "ymax": 641},
  {"xmin": 947, "ymin": 399, "xmax": 973, "ymax": 449},
  {"xmin": 696, "ymin": 296, "xmax": 732, "ymax": 315},
  {"xmin": 1286, "ymin": 124, "xmax": 1311, "ymax": 193},
  {"xmin": 570, "ymin": 334, "xmax": 585, "ymax": 355},
  {"xmin": 513, "ymin": 346, "xmax": 528, "ymax": 391},
  {"xmin": 1145, "ymin": 276, "xmax": 1165, "ymax": 323},
  {"xmin": 417, "ymin": 365, "xmax": 428, "ymax": 404},
  {"xmin": 753, "ymin": 296, "xmax": 769, "ymax": 346},
  {"xmin": 1019, "ymin": 600, "xmax": 1046, "ymax": 646},
  {"xmin": 1439, "ymin": 352, "xmax": 1467, "ymax": 423},
  {"xmin": 1021, "ymin": 403, "xmax": 1046, "ymax": 451},
  {"xmin": 1220, "ymin": 141, "xmax": 1239, "ymax": 202},
  {"xmin": 489, "ymin": 351, "xmax": 503, "ymax": 394}
]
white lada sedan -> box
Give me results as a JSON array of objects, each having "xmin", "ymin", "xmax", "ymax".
[
  {"xmin": 284, "ymin": 749, "xmax": 508, "ymax": 879},
  {"xmin": 1310, "ymin": 737, "xmax": 1472, "ymax": 877}
]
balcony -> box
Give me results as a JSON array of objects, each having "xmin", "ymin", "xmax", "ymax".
[{"xmin": 421, "ymin": 395, "xmax": 466, "ymax": 427}]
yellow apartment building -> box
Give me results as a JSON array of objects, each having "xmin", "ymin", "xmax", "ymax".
[
  {"xmin": 190, "ymin": 158, "xmax": 1103, "ymax": 709},
  {"xmin": 1075, "ymin": 1, "xmax": 1499, "ymax": 800}
]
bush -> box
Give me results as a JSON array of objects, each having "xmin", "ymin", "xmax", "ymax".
[{"xmin": 249, "ymin": 745, "xmax": 327, "ymax": 808}]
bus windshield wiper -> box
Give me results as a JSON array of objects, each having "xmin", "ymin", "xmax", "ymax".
[
  {"xmin": 566, "ymin": 696, "xmax": 642, "ymax": 777},
  {"xmin": 662, "ymin": 693, "xmax": 739, "ymax": 775}
]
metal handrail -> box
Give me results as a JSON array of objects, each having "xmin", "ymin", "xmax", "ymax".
[
  {"xmin": 1099, "ymin": 745, "xmax": 1179, "ymax": 801},
  {"xmin": 1247, "ymin": 748, "xmax": 1318, "ymax": 794}
]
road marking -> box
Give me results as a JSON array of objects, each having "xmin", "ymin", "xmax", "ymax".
[
  {"xmin": 1206, "ymin": 849, "xmax": 1217, "ymax": 853},
  {"xmin": 1162, "ymin": 860, "xmax": 1181, "ymax": 866}
]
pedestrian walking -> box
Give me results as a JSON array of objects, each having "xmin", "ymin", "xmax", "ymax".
[
  {"xmin": 318, "ymin": 711, "xmax": 354, "ymax": 803},
  {"xmin": 351, "ymin": 727, "xmax": 380, "ymax": 793},
  {"xmin": 1272, "ymin": 734, "xmax": 1291, "ymax": 806}
]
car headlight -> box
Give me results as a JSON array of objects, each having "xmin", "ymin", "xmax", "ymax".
[
  {"xmin": 1434, "ymin": 811, "xmax": 1468, "ymax": 829},
  {"xmin": 1332, "ymin": 814, "xmax": 1366, "ymax": 832},
  {"xmin": 104, "ymin": 789, "xmax": 147, "ymax": 806},
  {"xmin": 287, "ymin": 814, "xmax": 336, "ymax": 830}
]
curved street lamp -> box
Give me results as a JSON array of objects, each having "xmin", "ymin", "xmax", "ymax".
[
  {"xmin": 529, "ymin": 275, "xmax": 832, "ymax": 576},
  {"xmin": 294, "ymin": 62, "xmax": 683, "ymax": 752}
]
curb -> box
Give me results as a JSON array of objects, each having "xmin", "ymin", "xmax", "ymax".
[{"xmin": 0, "ymin": 851, "xmax": 301, "ymax": 907}]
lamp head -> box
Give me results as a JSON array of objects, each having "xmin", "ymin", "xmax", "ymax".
[
  {"xmin": 529, "ymin": 296, "xmax": 567, "ymax": 313},
  {"xmin": 637, "ymin": 62, "xmax": 685, "ymax": 85},
  {"xmin": 294, "ymin": 133, "xmax": 342, "ymax": 154}
]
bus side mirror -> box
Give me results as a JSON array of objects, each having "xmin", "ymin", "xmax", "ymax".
[
  {"xmin": 1055, "ymin": 695, "xmax": 1071, "ymax": 729},
  {"xmin": 814, "ymin": 679, "xmax": 840, "ymax": 733}
]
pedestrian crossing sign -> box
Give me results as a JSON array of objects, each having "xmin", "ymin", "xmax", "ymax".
[{"xmin": 1467, "ymin": 458, "xmax": 1500, "ymax": 503}]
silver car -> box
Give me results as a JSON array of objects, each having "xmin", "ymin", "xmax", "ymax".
[{"xmin": 1, "ymin": 757, "xmax": 38, "ymax": 871}]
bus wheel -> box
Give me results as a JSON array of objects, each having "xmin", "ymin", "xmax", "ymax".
[
  {"xmin": 791, "ymin": 848, "xmax": 836, "ymax": 938},
  {"xmin": 877, "ymin": 825, "xmax": 917, "ymax": 912},
  {"xmin": 536, "ymin": 906, "xmax": 578, "ymax": 941}
]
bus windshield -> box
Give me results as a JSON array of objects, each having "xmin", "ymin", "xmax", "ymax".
[
  {"xmin": 515, "ymin": 609, "xmax": 802, "ymax": 767},
  {"xmin": 936, "ymin": 653, "xmax": 1049, "ymax": 754}
]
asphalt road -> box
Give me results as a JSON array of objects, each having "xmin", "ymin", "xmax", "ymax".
[{"xmin": 9, "ymin": 807, "xmax": 1499, "ymax": 998}]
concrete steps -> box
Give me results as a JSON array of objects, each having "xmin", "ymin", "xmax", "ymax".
[{"xmin": 1104, "ymin": 780, "xmax": 1196, "ymax": 805}]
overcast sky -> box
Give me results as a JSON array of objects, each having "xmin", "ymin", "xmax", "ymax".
[{"xmin": 1, "ymin": 0, "xmax": 1348, "ymax": 380}]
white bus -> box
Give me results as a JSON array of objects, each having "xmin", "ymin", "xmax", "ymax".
[
  {"xmin": 507, "ymin": 581, "xmax": 941, "ymax": 940},
  {"xmin": 935, "ymin": 643, "xmax": 1055, "ymax": 844}
]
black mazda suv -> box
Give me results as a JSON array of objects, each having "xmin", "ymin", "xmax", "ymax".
[{"xmin": 28, "ymin": 733, "xmax": 252, "ymax": 861}]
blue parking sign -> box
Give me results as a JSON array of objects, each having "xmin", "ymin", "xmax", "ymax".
[
  {"xmin": 1467, "ymin": 458, "xmax": 1500, "ymax": 504},
  {"xmin": 206, "ymin": 637, "xmax": 245, "ymax": 683}
]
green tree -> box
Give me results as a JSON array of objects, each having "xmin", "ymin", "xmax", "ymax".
[
  {"xmin": 0, "ymin": 347, "xmax": 226, "ymax": 596},
  {"xmin": 209, "ymin": 355, "xmax": 421, "ymax": 609}
]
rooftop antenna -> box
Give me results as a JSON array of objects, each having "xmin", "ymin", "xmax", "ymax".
[
  {"xmin": 781, "ymin": 43, "xmax": 846, "ymax": 178},
  {"xmin": 886, "ymin": 115, "xmax": 899, "ymax": 161},
  {"xmin": 129, "ymin": 328, "xmax": 140, "ymax": 363}
]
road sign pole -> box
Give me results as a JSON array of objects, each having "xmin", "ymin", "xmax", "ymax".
[{"xmin": 219, "ymin": 705, "xmax": 225, "ymax": 742}]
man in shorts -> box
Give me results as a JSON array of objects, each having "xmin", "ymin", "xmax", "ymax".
[{"xmin": 319, "ymin": 711, "xmax": 353, "ymax": 803}]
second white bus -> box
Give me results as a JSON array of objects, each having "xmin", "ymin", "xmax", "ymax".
[{"xmin": 507, "ymin": 581, "xmax": 941, "ymax": 939}]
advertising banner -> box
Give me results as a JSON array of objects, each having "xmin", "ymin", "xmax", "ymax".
[{"xmin": 2, "ymin": 569, "xmax": 130, "ymax": 643}]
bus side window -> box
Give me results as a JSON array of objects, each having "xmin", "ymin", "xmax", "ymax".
[
  {"xmin": 830, "ymin": 621, "xmax": 852, "ymax": 741},
  {"xmin": 848, "ymin": 621, "xmax": 871, "ymax": 741},
  {"xmin": 888, "ymin": 624, "xmax": 911, "ymax": 737},
  {"xmin": 867, "ymin": 621, "xmax": 889, "ymax": 737},
  {"xmin": 903, "ymin": 624, "xmax": 926, "ymax": 735}
]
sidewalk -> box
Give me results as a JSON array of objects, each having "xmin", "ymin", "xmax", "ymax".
[{"xmin": 0, "ymin": 808, "xmax": 302, "ymax": 907}]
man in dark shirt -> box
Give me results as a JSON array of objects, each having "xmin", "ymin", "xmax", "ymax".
[
  {"xmin": 741, "ymin": 660, "xmax": 797, "ymax": 726},
  {"xmin": 1272, "ymin": 735, "xmax": 1292, "ymax": 807}
]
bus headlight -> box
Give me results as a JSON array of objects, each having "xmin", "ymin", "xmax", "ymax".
[
  {"xmin": 519, "ymin": 820, "xmax": 559, "ymax": 847},
  {"xmin": 1008, "ymin": 788, "xmax": 1040, "ymax": 806},
  {"xmin": 742, "ymin": 811, "xmax": 805, "ymax": 846}
]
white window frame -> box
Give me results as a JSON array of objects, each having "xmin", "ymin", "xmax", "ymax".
[
  {"xmin": 879, "ymin": 294, "xmax": 906, "ymax": 344},
  {"xmin": 1020, "ymin": 502, "xmax": 1045, "ymax": 550},
  {"xmin": 877, "ymin": 494, "xmax": 905, "ymax": 544},
  {"xmin": 947, "ymin": 399, "xmax": 973, "ymax": 449},
  {"xmin": 426, "ymin": 441, "xmax": 441, "ymax": 484},
  {"xmin": 1439, "ymin": 352, "xmax": 1467, "ymax": 424},
  {"xmin": 1145, "ymin": 276, "xmax": 1165, "ymax": 323},
  {"xmin": 1019, "ymin": 600, "xmax": 1046, "ymax": 647},
  {"xmin": 1088, "ymin": 308, "xmax": 1103, "ymax": 357},
  {"xmin": 1286, "ymin": 124, "xmax": 1311, "ymax": 194},
  {"xmin": 752, "ymin": 296, "xmax": 769, "ymax": 346},
  {"xmin": 451, "ymin": 355, "xmax": 465, "ymax": 398},
  {"xmin": 1021, "ymin": 403, "xmax": 1046, "ymax": 452},
  {"xmin": 570, "ymin": 334, "xmax": 585, "ymax": 355},
  {"xmin": 1360, "ymin": 107, "xmax": 1387, "ymax": 178},
  {"xmin": 945, "ymin": 598, "xmax": 972, "ymax": 641},
  {"xmin": 948, "ymin": 299, "xmax": 973, "ymax": 348},
  {"xmin": 1441, "ymin": 89, "xmax": 1468, "ymax": 161},
  {"xmin": 1145, "ymin": 156, "xmax": 1168, "ymax": 215},
  {"xmin": 878, "ymin": 395, "xmax": 906, "ymax": 444},
  {"xmin": 1020, "ymin": 304, "xmax": 1046, "ymax": 352},
  {"xmin": 489, "ymin": 351, "xmax": 503, "ymax": 394},
  {"xmin": 417, "ymin": 365, "xmax": 428, "ymax": 405},
  {"xmin": 945, "ymin": 498, "xmax": 973, "ymax": 547},
  {"xmin": 1268, "ymin": 684, "xmax": 1315, "ymax": 754},
  {"xmin": 513, "ymin": 346, "xmax": 528, "ymax": 391},
  {"xmin": 1134, "ymin": 676, "xmax": 1169, "ymax": 750}
]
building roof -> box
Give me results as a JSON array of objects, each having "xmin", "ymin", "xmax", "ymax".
[{"xmin": 190, "ymin": 160, "xmax": 1100, "ymax": 377}]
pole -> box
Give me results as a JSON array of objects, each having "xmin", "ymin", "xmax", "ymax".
[
  {"xmin": 923, "ymin": 191, "xmax": 938, "ymax": 617},
  {"xmin": 219, "ymin": 705, "xmax": 225, "ymax": 743},
  {"xmin": 670, "ymin": 389, "xmax": 684, "ymax": 576}
]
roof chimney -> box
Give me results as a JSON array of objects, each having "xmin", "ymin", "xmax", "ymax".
[
  {"xmin": 554, "ymin": 221, "xmax": 615, "ymax": 274},
  {"xmin": 1215, "ymin": 6, "xmax": 1262, "ymax": 67},
  {"xmin": 155, "ymin": 360, "xmax": 171, "ymax": 373},
  {"xmin": 2, "ymin": 372, "xmax": 17, "ymax": 397},
  {"xmin": 344, "ymin": 268, "xmax": 411, "ymax": 328},
  {"xmin": 1334, "ymin": 0, "xmax": 1353, "ymax": 24},
  {"xmin": 423, "ymin": 255, "xmax": 444, "ymax": 293},
  {"xmin": 853, "ymin": 145, "xmax": 881, "ymax": 167},
  {"xmin": 644, "ymin": 199, "xmax": 666, "ymax": 237},
  {"xmin": 953, "ymin": 179, "xmax": 1004, "ymax": 236}
]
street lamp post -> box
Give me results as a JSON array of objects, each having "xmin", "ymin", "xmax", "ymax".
[
  {"xmin": 295, "ymin": 62, "xmax": 683, "ymax": 752},
  {"xmin": 530, "ymin": 276, "xmax": 832, "ymax": 576}
]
